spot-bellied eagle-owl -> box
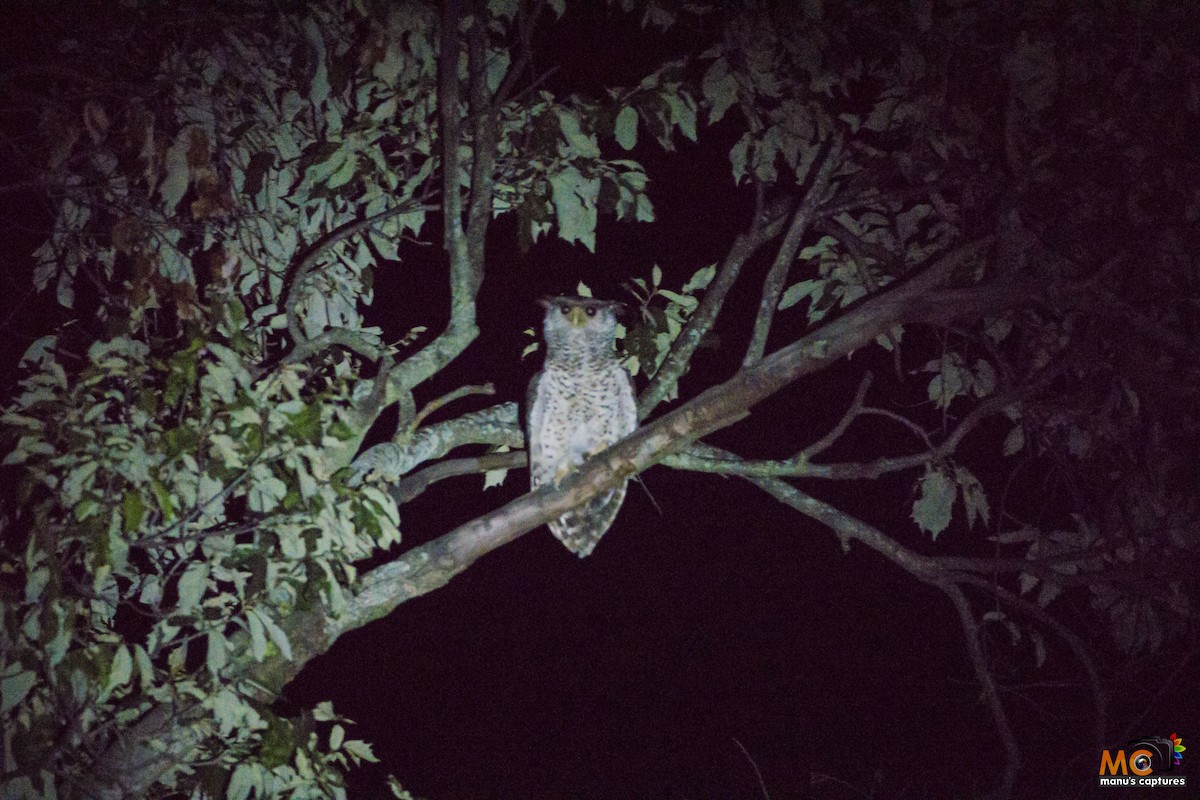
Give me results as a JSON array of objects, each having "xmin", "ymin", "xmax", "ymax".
[{"xmin": 527, "ymin": 296, "xmax": 637, "ymax": 557}]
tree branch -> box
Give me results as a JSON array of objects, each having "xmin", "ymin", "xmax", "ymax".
[
  {"xmin": 269, "ymin": 327, "xmax": 388, "ymax": 373},
  {"xmin": 464, "ymin": 16, "xmax": 498, "ymax": 278},
  {"xmin": 664, "ymin": 366, "xmax": 1041, "ymax": 483},
  {"xmin": 941, "ymin": 583, "xmax": 1020, "ymax": 800},
  {"xmin": 389, "ymin": 0, "xmax": 493, "ymax": 392},
  {"xmin": 408, "ymin": 382, "xmax": 495, "ymax": 431},
  {"xmin": 956, "ymin": 573, "xmax": 1108, "ymax": 757},
  {"xmin": 341, "ymin": 237, "xmax": 1006, "ymax": 631},
  {"xmin": 349, "ymin": 402, "xmax": 523, "ymax": 485},
  {"xmin": 395, "ymin": 449, "xmax": 526, "ymax": 503},
  {"xmin": 691, "ymin": 445, "xmax": 1021, "ymax": 797},
  {"xmin": 799, "ymin": 370, "xmax": 872, "ymax": 460},
  {"xmin": 636, "ymin": 196, "xmax": 795, "ymax": 418},
  {"xmin": 491, "ymin": 0, "xmax": 550, "ymax": 107},
  {"xmin": 743, "ymin": 135, "xmax": 842, "ymax": 367}
]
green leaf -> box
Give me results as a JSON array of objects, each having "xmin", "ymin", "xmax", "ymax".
[
  {"xmin": 226, "ymin": 762, "xmax": 257, "ymax": 800},
  {"xmin": 548, "ymin": 166, "xmax": 599, "ymax": 251},
  {"xmin": 955, "ymin": 465, "xmax": 990, "ymax": 528},
  {"xmin": 1002, "ymin": 425, "xmax": 1025, "ymax": 456},
  {"xmin": 122, "ymin": 490, "xmax": 146, "ymax": 533},
  {"xmin": 160, "ymin": 128, "xmax": 191, "ymax": 212},
  {"xmin": 486, "ymin": 49, "xmax": 511, "ymax": 94},
  {"xmin": 287, "ymin": 402, "xmax": 322, "ymax": 442},
  {"xmin": 556, "ymin": 108, "xmax": 600, "ymax": 158},
  {"xmin": 326, "ymin": 152, "xmax": 358, "ymax": 189},
  {"xmin": 682, "ymin": 264, "xmax": 716, "ymax": 293},
  {"xmin": 177, "ymin": 563, "xmax": 209, "ymax": 611},
  {"xmin": 614, "ymin": 106, "xmax": 638, "ymax": 150},
  {"xmin": 779, "ymin": 279, "xmax": 822, "ymax": 311},
  {"xmin": 701, "ymin": 57, "xmax": 737, "ymax": 124},
  {"xmin": 248, "ymin": 466, "xmax": 287, "ymax": 512},
  {"xmin": 134, "ymin": 645, "xmax": 154, "ymax": 690},
  {"xmin": 62, "ymin": 461, "xmax": 100, "ymax": 507},
  {"xmin": 247, "ymin": 609, "xmax": 267, "ymax": 661},
  {"xmin": 150, "ymin": 478, "xmax": 176, "ymax": 522},
  {"xmin": 1, "ymin": 669, "xmax": 36, "ymax": 714},
  {"xmin": 342, "ymin": 738, "xmax": 380, "ymax": 763},
  {"xmin": 312, "ymin": 700, "xmax": 337, "ymax": 722},
  {"xmin": 302, "ymin": 17, "xmax": 330, "ymax": 107},
  {"xmin": 207, "ymin": 630, "xmax": 228, "ymax": 675},
  {"xmin": 657, "ymin": 289, "xmax": 697, "ymax": 313},
  {"xmin": 972, "ymin": 358, "xmax": 997, "ymax": 397},
  {"xmin": 912, "ymin": 469, "xmax": 956, "ymax": 539},
  {"xmin": 259, "ymin": 714, "xmax": 297, "ymax": 768},
  {"xmin": 106, "ymin": 644, "xmax": 133, "ymax": 690},
  {"xmin": 663, "ymin": 90, "xmax": 697, "ymax": 141},
  {"xmin": 489, "ymin": 0, "xmax": 519, "ymax": 20},
  {"xmin": 256, "ymin": 609, "xmax": 293, "ymax": 660},
  {"xmin": 730, "ymin": 132, "xmax": 750, "ymax": 184}
]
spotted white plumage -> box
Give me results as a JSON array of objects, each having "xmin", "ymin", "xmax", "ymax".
[{"xmin": 527, "ymin": 296, "xmax": 637, "ymax": 557}]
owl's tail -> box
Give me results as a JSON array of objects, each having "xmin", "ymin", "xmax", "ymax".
[{"xmin": 549, "ymin": 483, "xmax": 627, "ymax": 557}]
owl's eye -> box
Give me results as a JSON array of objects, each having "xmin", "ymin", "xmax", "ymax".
[
  {"xmin": 559, "ymin": 304, "xmax": 570, "ymax": 315},
  {"xmin": 585, "ymin": 306, "xmax": 597, "ymax": 317}
]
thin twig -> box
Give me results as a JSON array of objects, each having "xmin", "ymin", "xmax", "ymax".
[
  {"xmin": 957, "ymin": 573, "xmax": 1108, "ymax": 756},
  {"xmin": 408, "ymin": 383, "xmax": 496, "ymax": 431},
  {"xmin": 394, "ymin": 449, "xmax": 525, "ymax": 504},
  {"xmin": 732, "ymin": 738, "xmax": 771, "ymax": 800},
  {"xmin": 941, "ymin": 583, "xmax": 1020, "ymax": 800},
  {"xmin": 799, "ymin": 371, "xmax": 872, "ymax": 460},
  {"xmin": 682, "ymin": 443, "xmax": 1040, "ymax": 799}
]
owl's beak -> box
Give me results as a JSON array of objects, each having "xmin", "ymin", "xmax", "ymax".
[{"xmin": 567, "ymin": 306, "xmax": 589, "ymax": 327}]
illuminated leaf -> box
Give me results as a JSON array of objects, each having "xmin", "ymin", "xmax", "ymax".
[{"xmin": 912, "ymin": 469, "xmax": 956, "ymax": 539}]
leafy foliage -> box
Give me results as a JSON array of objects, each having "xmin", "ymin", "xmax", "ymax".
[
  {"xmin": 1, "ymin": 1, "xmax": 667, "ymax": 797},
  {"xmin": 1, "ymin": 325, "xmax": 395, "ymax": 796}
]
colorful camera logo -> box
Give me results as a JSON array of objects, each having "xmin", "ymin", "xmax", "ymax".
[{"xmin": 1099, "ymin": 733, "xmax": 1185, "ymax": 776}]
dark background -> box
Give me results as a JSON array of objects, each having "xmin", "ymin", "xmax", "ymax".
[{"xmin": 1, "ymin": 4, "xmax": 1195, "ymax": 799}]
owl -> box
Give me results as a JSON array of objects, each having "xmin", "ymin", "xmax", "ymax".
[{"xmin": 527, "ymin": 296, "xmax": 638, "ymax": 557}]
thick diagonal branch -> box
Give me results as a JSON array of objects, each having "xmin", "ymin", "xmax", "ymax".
[{"xmin": 341, "ymin": 237, "xmax": 1004, "ymax": 631}]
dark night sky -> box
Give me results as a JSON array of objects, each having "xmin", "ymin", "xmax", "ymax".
[{"xmin": 1, "ymin": 4, "xmax": 1196, "ymax": 799}]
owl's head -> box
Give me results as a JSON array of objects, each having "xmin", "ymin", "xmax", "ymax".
[{"xmin": 539, "ymin": 295, "xmax": 622, "ymax": 355}]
